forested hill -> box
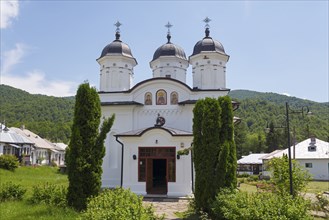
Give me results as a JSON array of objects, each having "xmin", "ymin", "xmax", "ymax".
[
  {"xmin": 0, "ymin": 84, "xmax": 74, "ymax": 143},
  {"xmin": 229, "ymin": 89, "xmax": 329, "ymax": 106},
  {"xmin": 229, "ymin": 89, "xmax": 328, "ymax": 158},
  {"xmin": 0, "ymin": 85, "xmax": 328, "ymax": 149}
]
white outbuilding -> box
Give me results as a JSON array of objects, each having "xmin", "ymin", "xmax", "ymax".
[{"xmin": 262, "ymin": 137, "xmax": 329, "ymax": 180}]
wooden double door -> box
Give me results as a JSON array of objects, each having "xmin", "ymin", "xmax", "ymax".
[
  {"xmin": 146, "ymin": 158, "xmax": 167, "ymax": 194},
  {"xmin": 139, "ymin": 147, "xmax": 176, "ymax": 195}
]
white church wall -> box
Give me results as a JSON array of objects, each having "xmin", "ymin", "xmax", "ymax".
[
  {"xmin": 98, "ymin": 56, "xmax": 136, "ymax": 92},
  {"xmin": 190, "ymin": 52, "xmax": 228, "ymax": 90},
  {"xmin": 119, "ymin": 129, "xmax": 193, "ymax": 197},
  {"xmin": 150, "ymin": 57, "xmax": 188, "ymax": 84},
  {"xmin": 101, "ymin": 131, "xmax": 122, "ymax": 187}
]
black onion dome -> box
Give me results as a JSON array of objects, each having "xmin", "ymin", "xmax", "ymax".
[
  {"xmin": 99, "ymin": 32, "xmax": 135, "ymax": 59},
  {"xmin": 151, "ymin": 34, "xmax": 187, "ymax": 62},
  {"xmin": 191, "ymin": 28, "xmax": 226, "ymax": 56}
]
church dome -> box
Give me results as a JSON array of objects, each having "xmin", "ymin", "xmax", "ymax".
[
  {"xmin": 151, "ymin": 34, "xmax": 187, "ymax": 61},
  {"xmin": 99, "ymin": 32, "xmax": 135, "ymax": 59},
  {"xmin": 191, "ymin": 28, "xmax": 226, "ymax": 56}
]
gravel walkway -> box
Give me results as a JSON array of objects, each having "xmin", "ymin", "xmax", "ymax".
[{"xmin": 143, "ymin": 198, "xmax": 190, "ymax": 220}]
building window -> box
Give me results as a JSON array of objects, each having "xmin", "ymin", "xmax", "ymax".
[
  {"xmin": 156, "ymin": 89, "xmax": 167, "ymax": 105},
  {"xmin": 144, "ymin": 92, "xmax": 152, "ymax": 105},
  {"xmin": 170, "ymin": 92, "xmax": 178, "ymax": 105},
  {"xmin": 305, "ymin": 163, "xmax": 313, "ymax": 168},
  {"xmin": 308, "ymin": 145, "xmax": 317, "ymax": 151},
  {"xmin": 3, "ymin": 145, "xmax": 11, "ymax": 155}
]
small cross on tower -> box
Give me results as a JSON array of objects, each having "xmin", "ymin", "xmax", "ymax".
[
  {"xmin": 165, "ymin": 22, "xmax": 173, "ymax": 43},
  {"xmin": 165, "ymin": 22, "xmax": 173, "ymax": 34},
  {"xmin": 114, "ymin": 21, "xmax": 122, "ymax": 32},
  {"xmin": 203, "ymin": 16, "xmax": 211, "ymax": 29}
]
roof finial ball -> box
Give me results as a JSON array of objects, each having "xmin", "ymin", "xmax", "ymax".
[
  {"xmin": 203, "ymin": 16, "xmax": 211, "ymax": 38},
  {"xmin": 114, "ymin": 20, "xmax": 122, "ymax": 41},
  {"xmin": 165, "ymin": 22, "xmax": 173, "ymax": 43}
]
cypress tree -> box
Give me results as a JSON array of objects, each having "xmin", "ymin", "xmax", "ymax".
[
  {"xmin": 193, "ymin": 100, "xmax": 205, "ymax": 211},
  {"xmin": 218, "ymin": 96, "xmax": 237, "ymax": 189},
  {"xmin": 193, "ymin": 98, "xmax": 221, "ymax": 212},
  {"xmin": 66, "ymin": 82, "xmax": 115, "ymax": 211}
]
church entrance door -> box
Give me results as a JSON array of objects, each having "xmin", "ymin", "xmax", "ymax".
[
  {"xmin": 139, "ymin": 147, "xmax": 175, "ymax": 195},
  {"xmin": 147, "ymin": 158, "xmax": 167, "ymax": 194}
]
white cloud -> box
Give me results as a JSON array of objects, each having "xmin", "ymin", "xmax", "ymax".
[
  {"xmin": 282, "ymin": 92, "xmax": 291, "ymax": 97},
  {"xmin": 1, "ymin": 44, "xmax": 78, "ymax": 97},
  {"xmin": 1, "ymin": 70, "xmax": 78, "ymax": 97},
  {"xmin": 0, "ymin": 0, "xmax": 19, "ymax": 29},
  {"xmin": 1, "ymin": 43, "xmax": 26, "ymax": 74}
]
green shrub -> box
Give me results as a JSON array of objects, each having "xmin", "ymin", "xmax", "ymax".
[
  {"xmin": 0, "ymin": 181, "xmax": 26, "ymax": 202},
  {"xmin": 246, "ymin": 175, "xmax": 258, "ymax": 182},
  {"xmin": 29, "ymin": 182, "xmax": 67, "ymax": 208},
  {"xmin": 211, "ymin": 188, "xmax": 312, "ymax": 220},
  {"xmin": 0, "ymin": 154, "xmax": 19, "ymax": 171},
  {"xmin": 237, "ymin": 173, "xmax": 250, "ymax": 178},
  {"xmin": 80, "ymin": 187, "xmax": 162, "ymax": 220}
]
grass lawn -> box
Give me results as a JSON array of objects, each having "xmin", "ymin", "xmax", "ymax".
[
  {"xmin": 238, "ymin": 183, "xmax": 258, "ymax": 193},
  {"xmin": 305, "ymin": 181, "xmax": 329, "ymax": 193},
  {"xmin": 0, "ymin": 166, "xmax": 79, "ymax": 219},
  {"xmin": 239, "ymin": 179, "xmax": 329, "ymax": 194}
]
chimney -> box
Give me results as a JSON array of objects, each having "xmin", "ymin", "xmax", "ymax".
[{"xmin": 310, "ymin": 136, "xmax": 316, "ymax": 144}]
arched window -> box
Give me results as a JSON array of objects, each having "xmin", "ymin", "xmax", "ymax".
[
  {"xmin": 156, "ymin": 89, "xmax": 167, "ymax": 105},
  {"xmin": 144, "ymin": 92, "xmax": 152, "ymax": 105},
  {"xmin": 170, "ymin": 92, "xmax": 178, "ymax": 105}
]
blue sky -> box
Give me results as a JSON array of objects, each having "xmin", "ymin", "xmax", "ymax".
[{"xmin": 1, "ymin": 1, "xmax": 328, "ymax": 102}]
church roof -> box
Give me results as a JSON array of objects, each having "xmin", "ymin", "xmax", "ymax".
[
  {"xmin": 98, "ymin": 31, "xmax": 137, "ymax": 63},
  {"xmin": 151, "ymin": 33, "xmax": 187, "ymax": 62},
  {"xmin": 101, "ymin": 101, "xmax": 143, "ymax": 106},
  {"xmin": 116, "ymin": 126, "xmax": 193, "ymax": 137},
  {"xmin": 190, "ymin": 28, "xmax": 227, "ymax": 57}
]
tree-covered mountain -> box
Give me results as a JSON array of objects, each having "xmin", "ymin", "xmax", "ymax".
[
  {"xmin": 1, "ymin": 85, "xmax": 327, "ymax": 153},
  {"xmin": 0, "ymin": 84, "xmax": 75, "ymax": 143}
]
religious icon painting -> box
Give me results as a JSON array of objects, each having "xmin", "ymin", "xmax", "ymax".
[
  {"xmin": 170, "ymin": 91, "xmax": 178, "ymax": 105},
  {"xmin": 144, "ymin": 92, "xmax": 152, "ymax": 105},
  {"xmin": 156, "ymin": 89, "xmax": 167, "ymax": 105}
]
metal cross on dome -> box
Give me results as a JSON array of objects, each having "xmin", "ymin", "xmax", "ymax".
[
  {"xmin": 114, "ymin": 21, "xmax": 122, "ymax": 32},
  {"xmin": 203, "ymin": 16, "xmax": 211, "ymax": 28},
  {"xmin": 165, "ymin": 22, "xmax": 173, "ymax": 34}
]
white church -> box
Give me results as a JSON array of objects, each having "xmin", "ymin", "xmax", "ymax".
[{"xmin": 99, "ymin": 19, "xmax": 236, "ymax": 197}]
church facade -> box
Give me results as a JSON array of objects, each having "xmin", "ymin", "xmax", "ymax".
[{"xmin": 99, "ymin": 20, "xmax": 231, "ymax": 197}]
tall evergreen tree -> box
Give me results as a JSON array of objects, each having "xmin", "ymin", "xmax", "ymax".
[
  {"xmin": 193, "ymin": 98, "xmax": 221, "ymax": 212},
  {"xmin": 66, "ymin": 83, "xmax": 115, "ymax": 211},
  {"xmin": 218, "ymin": 96, "xmax": 237, "ymax": 189}
]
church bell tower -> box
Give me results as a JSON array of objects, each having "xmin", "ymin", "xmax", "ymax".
[
  {"xmin": 97, "ymin": 21, "xmax": 137, "ymax": 92},
  {"xmin": 189, "ymin": 17, "xmax": 229, "ymax": 90}
]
